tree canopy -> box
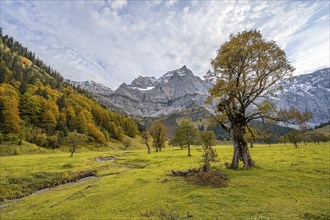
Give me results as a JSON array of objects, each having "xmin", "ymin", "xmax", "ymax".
[
  {"xmin": 150, "ymin": 121, "xmax": 167, "ymax": 152},
  {"xmin": 172, "ymin": 119, "xmax": 199, "ymax": 156}
]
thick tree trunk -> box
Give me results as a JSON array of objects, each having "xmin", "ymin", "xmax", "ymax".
[
  {"xmin": 187, "ymin": 144, "xmax": 191, "ymax": 157},
  {"xmin": 230, "ymin": 124, "xmax": 255, "ymax": 169}
]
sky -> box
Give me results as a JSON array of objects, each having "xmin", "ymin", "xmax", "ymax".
[{"xmin": 1, "ymin": 0, "xmax": 329, "ymax": 90}]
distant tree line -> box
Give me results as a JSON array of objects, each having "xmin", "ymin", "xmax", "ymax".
[{"xmin": 278, "ymin": 130, "xmax": 329, "ymax": 148}]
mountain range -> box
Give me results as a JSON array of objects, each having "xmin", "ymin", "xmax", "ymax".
[
  {"xmin": 70, "ymin": 66, "xmax": 330, "ymax": 126},
  {"xmin": 270, "ymin": 68, "xmax": 329, "ymax": 125}
]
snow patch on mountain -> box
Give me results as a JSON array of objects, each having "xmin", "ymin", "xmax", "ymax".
[
  {"xmin": 131, "ymin": 86, "xmax": 155, "ymax": 91},
  {"xmin": 270, "ymin": 68, "xmax": 330, "ymax": 125}
]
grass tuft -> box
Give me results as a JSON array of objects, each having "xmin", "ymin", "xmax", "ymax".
[{"xmin": 61, "ymin": 163, "xmax": 74, "ymax": 169}]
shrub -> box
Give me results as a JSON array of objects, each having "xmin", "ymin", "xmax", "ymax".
[
  {"xmin": 62, "ymin": 163, "xmax": 74, "ymax": 169},
  {"xmin": 17, "ymin": 137, "xmax": 23, "ymax": 145},
  {"xmin": 122, "ymin": 138, "xmax": 132, "ymax": 150},
  {"xmin": 47, "ymin": 135, "xmax": 59, "ymax": 148},
  {"xmin": 35, "ymin": 133, "xmax": 47, "ymax": 147},
  {"xmin": 3, "ymin": 133, "xmax": 19, "ymax": 143}
]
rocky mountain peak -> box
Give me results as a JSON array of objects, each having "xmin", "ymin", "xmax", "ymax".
[
  {"xmin": 131, "ymin": 76, "xmax": 157, "ymax": 88},
  {"xmin": 67, "ymin": 79, "xmax": 113, "ymax": 95},
  {"xmin": 270, "ymin": 67, "xmax": 330, "ymax": 125},
  {"xmin": 117, "ymin": 65, "xmax": 197, "ymax": 91},
  {"xmin": 106, "ymin": 65, "xmax": 213, "ymax": 116},
  {"xmin": 178, "ymin": 65, "xmax": 188, "ymax": 73},
  {"xmin": 157, "ymin": 65, "xmax": 193, "ymax": 85}
]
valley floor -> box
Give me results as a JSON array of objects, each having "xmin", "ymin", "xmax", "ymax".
[{"xmin": 0, "ymin": 143, "xmax": 329, "ymax": 219}]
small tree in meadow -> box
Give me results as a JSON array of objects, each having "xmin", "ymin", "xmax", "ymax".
[
  {"xmin": 150, "ymin": 121, "xmax": 167, "ymax": 152},
  {"xmin": 173, "ymin": 119, "xmax": 199, "ymax": 157},
  {"xmin": 278, "ymin": 135, "xmax": 288, "ymax": 145},
  {"xmin": 141, "ymin": 131, "xmax": 151, "ymax": 154},
  {"xmin": 244, "ymin": 126, "xmax": 259, "ymax": 148},
  {"xmin": 200, "ymin": 130, "xmax": 218, "ymax": 171},
  {"xmin": 123, "ymin": 138, "xmax": 132, "ymax": 150},
  {"xmin": 285, "ymin": 130, "xmax": 301, "ymax": 148},
  {"xmin": 169, "ymin": 133, "xmax": 185, "ymax": 150},
  {"xmin": 65, "ymin": 131, "xmax": 86, "ymax": 157}
]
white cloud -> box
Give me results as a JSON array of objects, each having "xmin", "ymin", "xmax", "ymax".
[
  {"xmin": 110, "ymin": 0, "xmax": 128, "ymax": 10},
  {"xmin": 165, "ymin": 0, "xmax": 177, "ymax": 7},
  {"xmin": 1, "ymin": 0, "xmax": 329, "ymax": 89}
]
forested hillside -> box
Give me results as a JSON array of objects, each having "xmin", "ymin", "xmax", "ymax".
[{"xmin": 0, "ymin": 32, "xmax": 138, "ymax": 148}]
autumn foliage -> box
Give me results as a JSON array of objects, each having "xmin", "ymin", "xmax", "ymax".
[{"xmin": 0, "ymin": 33, "xmax": 138, "ymax": 147}]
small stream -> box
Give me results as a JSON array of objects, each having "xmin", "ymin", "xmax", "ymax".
[{"xmin": 0, "ymin": 176, "xmax": 100, "ymax": 208}]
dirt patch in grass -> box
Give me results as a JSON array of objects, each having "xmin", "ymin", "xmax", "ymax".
[{"xmin": 95, "ymin": 156, "xmax": 116, "ymax": 162}]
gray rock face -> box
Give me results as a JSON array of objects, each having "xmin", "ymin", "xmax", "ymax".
[
  {"xmin": 68, "ymin": 80, "xmax": 113, "ymax": 95},
  {"xmin": 71, "ymin": 66, "xmax": 330, "ymax": 126},
  {"xmin": 109, "ymin": 65, "xmax": 213, "ymax": 116},
  {"xmin": 270, "ymin": 68, "xmax": 330, "ymax": 125},
  {"xmin": 131, "ymin": 76, "xmax": 157, "ymax": 88}
]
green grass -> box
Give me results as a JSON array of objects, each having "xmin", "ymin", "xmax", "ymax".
[
  {"xmin": 0, "ymin": 135, "xmax": 145, "ymax": 156},
  {"xmin": 0, "ymin": 141, "xmax": 50, "ymax": 156},
  {"xmin": 0, "ymin": 143, "xmax": 329, "ymax": 219}
]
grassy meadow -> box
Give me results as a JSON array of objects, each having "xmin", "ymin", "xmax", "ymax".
[{"xmin": 0, "ymin": 142, "xmax": 329, "ymax": 219}]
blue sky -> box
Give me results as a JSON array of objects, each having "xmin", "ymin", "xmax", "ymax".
[{"xmin": 1, "ymin": 0, "xmax": 329, "ymax": 89}]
